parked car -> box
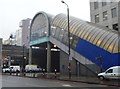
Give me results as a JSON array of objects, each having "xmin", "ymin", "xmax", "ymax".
[
  {"xmin": 25, "ymin": 65, "xmax": 42, "ymax": 73},
  {"xmin": 2, "ymin": 67, "xmax": 10, "ymax": 73},
  {"xmin": 9, "ymin": 66, "xmax": 20, "ymax": 73},
  {"xmin": 98, "ymin": 66, "xmax": 120, "ymax": 80},
  {"xmin": 2, "ymin": 65, "xmax": 20, "ymax": 73}
]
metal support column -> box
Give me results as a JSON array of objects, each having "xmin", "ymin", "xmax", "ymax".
[
  {"xmin": 47, "ymin": 42, "xmax": 51, "ymax": 73},
  {"xmin": 29, "ymin": 46, "xmax": 32, "ymax": 64}
]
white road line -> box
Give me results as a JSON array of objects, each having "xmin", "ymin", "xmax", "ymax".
[{"xmin": 62, "ymin": 84, "xmax": 72, "ymax": 87}]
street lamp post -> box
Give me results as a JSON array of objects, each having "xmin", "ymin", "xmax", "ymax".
[
  {"xmin": 23, "ymin": 44, "xmax": 25, "ymax": 68},
  {"xmin": 61, "ymin": 0, "xmax": 71, "ymax": 79}
]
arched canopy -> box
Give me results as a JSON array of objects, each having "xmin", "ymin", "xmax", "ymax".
[
  {"xmin": 30, "ymin": 11, "xmax": 53, "ymax": 42},
  {"xmin": 51, "ymin": 14, "xmax": 119, "ymax": 53}
]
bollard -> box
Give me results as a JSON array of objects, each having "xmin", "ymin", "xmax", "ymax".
[
  {"xmin": 10, "ymin": 68, "xmax": 12, "ymax": 75},
  {"xmin": 33, "ymin": 70, "xmax": 35, "ymax": 78},
  {"xmin": 54, "ymin": 69, "xmax": 57, "ymax": 78},
  {"xmin": 42, "ymin": 69, "xmax": 45, "ymax": 77},
  {"xmin": 69, "ymin": 68, "xmax": 71, "ymax": 79},
  {"xmin": 16, "ymin": 69, "xmax": 18, "ymax": 76}
]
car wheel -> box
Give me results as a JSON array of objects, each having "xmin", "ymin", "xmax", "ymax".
[{"xmin": 99, "ymin": 76, "xmax": 104, "ymax": 80}]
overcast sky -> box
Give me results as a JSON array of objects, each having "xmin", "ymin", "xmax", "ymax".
[{"xmin": 0, "ymin": 0, "xmax": 90, "ymax": 40}]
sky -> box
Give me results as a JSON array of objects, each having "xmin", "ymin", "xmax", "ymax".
[{"xmin": 0, "ymin": 0, "xmax": 90, "ymax": 40}]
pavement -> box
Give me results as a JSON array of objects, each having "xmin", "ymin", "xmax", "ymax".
[
  {"xmin": 58, "ymin": 75, "xmax": 120, "ymax": 87},
  {"xmin": 22, "ymin": 73, "xmax": 120, "ymax": 87},
  {"xmin": 2, "ymin": 72, "xmax": 120, "ymax": 87}
]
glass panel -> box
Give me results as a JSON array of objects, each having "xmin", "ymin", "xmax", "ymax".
[
  {"xmin": 77, "ymin": 23, "xmax": 88, "ymax": 37},
  {"xmin": 89, "ymin": 28, "xmax": 102, "ymax": 43},
  {"xmin": 60, "ymin": 17, "xmax": 67, "ymax": 27},
  {"xmin": 83, "ymin": 26, "xmax": 95, "ymax": 40},
  {"xmin": 103, "ymin": 34, "xmax": 116, "ymax": 51},
  {"xmin": 111, "ymin": 8, "xmax": 117, "ymax": 18},
  {"xmin": 113, "ymin": 40, "xmax": 118, "ymax": 53},
  {"xmin": 54, "ymin": 27, "xmax": 61, "ymax": 40},
  {"xmin": 72, "ymin": 36, "xmax": 79, "ymax": 49},
  {"xmin": 74, "ymin": 23, "xmax": 84, "ymax": 36},
  {"xmin": 93, "ymin": 30, "xmax": 106, "ymax": 45},
  {"xmin": 51, "ymin": 26, "xmax": 57, "ymax": 37},
  {"xmin": 70, "ymin": 20, "xmax": 80, "ymax": 34},
  {"xmin": 100, "ymin": 32, "xmax": 113, "ymax": 48},
  {"xmin": 107, "ymin": 37, "xmax": 117, "ymax": 53},
  {"xmin": 103, "ymin": 11, "xmax": 108, "ymax": 21},
  {"xmin": 60, "ymin": 19, "xmax": 67, "ymax": 29},
  {"xmin": 55, "ymin": 16, "xmax": 65, "ymax": 27},
  {"xmin": 58, "ymin": 16, "xmax": 66, "ymax": 27},
  {"xmin": 53, "ymin": 16, "xmax": 61, "ymax": 25},
  {"xmin": 86, "ymin": 27, "xmax": 98, "ymax": 42},
  {"xmin": 94, "ymin": 2, "xmax": 99, "ymax": 9},
  {"xmin": 79, "ymin": 24, "xmax": 90, "ymax": 39},
  {"xmin": 59, "ymin": 28, "xmax": 65, "ymax": 41},
  {"xmin": 62, "ymin": 31, "xmax": 68, "ymax": 45},
  {"xmin": 72, "ymin": 21, "xmax": 82, "ymax": 34},
  {"xmin": 81, "ymin": 24, "xmax": 92, "ymax": 39},
  {"xmin": 95, "ymin": 14, "xmax": 99, "ymax": 23},
  {"xmin": 97, "ymin": 31, "xmax": 109, "ymax": 47}
]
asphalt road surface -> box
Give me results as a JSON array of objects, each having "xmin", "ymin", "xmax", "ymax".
[{"xmin": 1, "ymin": 75, "xmax": 119, "ymax": 89}]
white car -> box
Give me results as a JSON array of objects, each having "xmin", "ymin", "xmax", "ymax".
[
  {"xmin": 2, "ymin": 65, "xmax": 20, "ymax": 73},
  {"xmin": 2, "ymin": 68, "xmax": 10, "ymax": 73},
  {"xmin": 98, "ymin": 66, "xmax": 120, "ymax": 80},
  {"xmin": 10, "ymin": 66, "xmax": 20, "ymax": 73},
  {"xmin": 25, "ymin": 65, "xmax": 42, "ymax": 73}
]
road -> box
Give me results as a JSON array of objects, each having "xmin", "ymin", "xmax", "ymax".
[{"xmin": 1, "ymin": 75, "xmax": 119, "ymax": 89}]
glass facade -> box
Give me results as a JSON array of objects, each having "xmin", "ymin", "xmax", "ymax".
[
  {"xmin": 30, "ymin": 13, "xmax": 50, "ymax": 42},
  {"xmin": 51, "ymin": 14, "xmax": 119, "ymax": 53}
]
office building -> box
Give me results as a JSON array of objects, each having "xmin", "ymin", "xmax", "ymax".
[
  {"xmin": 19, "ymin": 18, "xmax": 31, "ymax": 47},
  {"xmin": 90, "ymin": 0, "xmax": 120, "ymax": 32}
]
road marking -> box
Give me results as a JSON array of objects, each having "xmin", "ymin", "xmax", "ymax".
[{"xmin": 62, "ymin": 84, "xmax": 72, "ymax": 87}]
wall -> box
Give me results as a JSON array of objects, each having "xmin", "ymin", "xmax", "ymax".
[
  {"xmin": 60, "ymin": 50, "xmax": 77, "ymax": 75},
  {"xmin": 75, "ymin": 38, "xmax": 120, "ymax": 70}
]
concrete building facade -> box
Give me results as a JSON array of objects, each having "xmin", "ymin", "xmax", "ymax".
[
  {"xmin": 19, "ymin": 18, "xmax": 31, "ymax": 47},
  {"xmin": 2, "ymin": 45, "xmax": 28, "ymax": 68},
  {"xmin": 15, "ymin": 29, "xmax": 22, "ymax": 46},
  {"xmin": 90, "ymin": 0, "xmax": 120, "ymax": 32},
  {"xmin": 3, "ymin": 18, "xmax": 31, "ymax": 47}
]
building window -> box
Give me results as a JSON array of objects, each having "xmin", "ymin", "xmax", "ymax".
[
  {"xmin": 103, "ymin": 11, "xmax": 108, "ymax": 21},
  {"xmin": 106, "ymin": 26, "xmax": 108, "ymax": 28},
  {"xmin": 95, "ymin": 14, "xmax": 99, "ymax": 23},
  {"xmin": 94, "ymin": 2, "xmax": 98, "ymax": 9},
  {"xmin": 113, "ymin": 23, "xmax": 118, "ymax": 31},
  {"xmin": 102, "ymin": 1, "xmax": 107, "ymax": 6},
  {"xmin": 111, "ymin": 8, "xmax": 117, "ymax": 18},
  {"xmin": 110, "ymin": 0, "xmax": 114, "ymax": 3}
]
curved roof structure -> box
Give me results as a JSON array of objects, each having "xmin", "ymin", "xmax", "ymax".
[
  {"xmin": 51, "ymin": 14, "xmax": 119, "ymax": 53},
  {"xmin": 30, "ymin": 11, "xmax": 53, "ymax": 42},
  {"xmin": 30, "ymin": 12, "xmax": 119, "ymax": 70}
]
